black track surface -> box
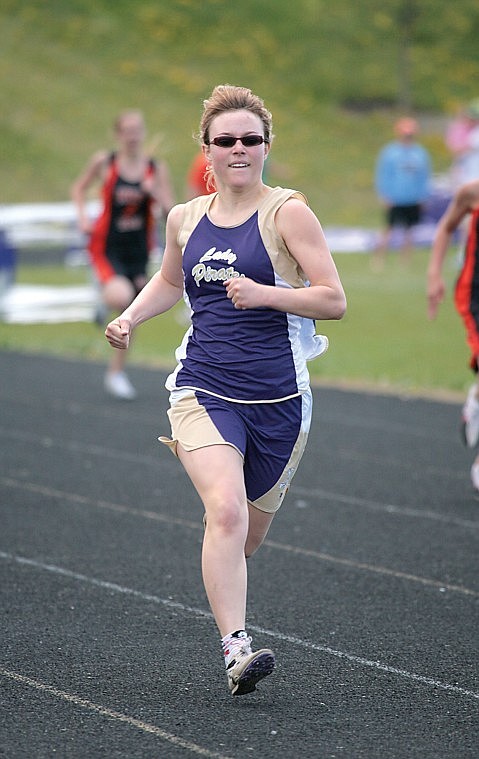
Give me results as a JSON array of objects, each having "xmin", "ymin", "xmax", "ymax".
[{"xmin": 1, "ymin": 351, "xmax": 478, "ymax": 758}]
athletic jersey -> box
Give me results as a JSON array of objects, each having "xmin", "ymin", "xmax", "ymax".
[
  {"xmin": 165, "ymin": 187, "xmax": 328, "ymax": 403},
  {"xmin": 88, "ymin": 152, "xmax": 156, "ymax": 283}
]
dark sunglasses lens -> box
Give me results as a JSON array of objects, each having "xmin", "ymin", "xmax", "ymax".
[
  {"xmin": 241, "ymin": 136, "xmax": 264, "ymax": 146},
  {"xmin": 211, "ymin": 135, "xmax": 264, "ymax": 147},
  {"xmin": 214, "ymin": 137, "xmax": 236, "ymax": 147}
]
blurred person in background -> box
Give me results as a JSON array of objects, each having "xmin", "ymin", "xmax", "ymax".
[
  {"xmin": 427, "ymin": 178, "xmax": 479, "ymax": 492},
  {"xmin": 374, "ymin": 117, "xmax": 432, "ymax": 269},
  {"xmin": 445, "ymin": 99, "xmax": 479, "ymax": 189},
  {"xmin": 185, "ymin": 151, "xmax": 216, "ymax": 199},
  {"xmin": 72, "ymin": 110, "xmax": 175, "ymax": 399}
]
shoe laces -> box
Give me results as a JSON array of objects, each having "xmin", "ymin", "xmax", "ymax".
[{"xmin": 224, "ymin": 635, "xmax": 252, "ymax": 668}]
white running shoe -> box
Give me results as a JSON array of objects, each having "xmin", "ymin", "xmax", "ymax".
[
  {"xmin": 461, "ymin": 385, "xmax": 479, "ymax": 448},
  {"xmin": 104, "ymin": 371, "xmax": 137, "ymax": 400},
  {"xmin": 471, "ymin": 462, "xmax": 479, "ymax": 492},
  {"xmin": 226, "ymin": 636, "xmax": 275, "ymax": 696}
]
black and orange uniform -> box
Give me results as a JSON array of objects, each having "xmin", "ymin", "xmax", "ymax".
[
  {"xmin": 88, "ymin": 152, "xmax": 157, "ymax": 285},
  {"xmin": 455, "ymin": 207, "xmax": 479, "ymax": 371}
]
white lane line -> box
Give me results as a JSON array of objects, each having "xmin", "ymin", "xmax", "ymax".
[
  {"xmin": 292, "ymin": 484, "xmax": 478, "ymax": 529},
  {"xmin": 264, "ymin": 540, "xmax": 479, "ymax": 597},
  {"xmin": 0, "ymin": 667, "xmax": 232, "ymax": 759},
  {"xmin": 317, "ymin": 411, "xmax": 456, "ymax": 440},
  {"xmin": 2, "ymin": 477, "xmax": 477, "ymax": 597},
  {"xmin": 2, "ymin": 477, "xmax": 198, "ymax": 529},
  {"xmin": 1, "ymin": 550, "xmax": 478, "ymax": 703},
  {"xmin": 0, "ymin": 429, "xmax": 160, "ymax": 467},
  {"xmin": 2, "ymin": 424, "xmax": 470, "ymax": 509},
  {"xmin": 1, "ymin": 413, "xmax": 472, "ymax": 491},
  {"xmin": 0, "ymin": 388, "xmax": 459, "ymax": 439}
]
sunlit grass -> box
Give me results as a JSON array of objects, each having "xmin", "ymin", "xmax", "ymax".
[
  {"xmin": 0, "ymin": 250, "xmax": 470, "ymax": 398},
  {"xmin": 318, "ymin": 249, "xmax": 468, "ymax": 397},
  {"xmin": 0, "ymin": 0, "xmax": 463, "ymax": 223}
]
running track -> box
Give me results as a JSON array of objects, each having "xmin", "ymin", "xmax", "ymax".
[{"xmin": 1, "ymin": 351, "xmax": 478, "ymax": 758}]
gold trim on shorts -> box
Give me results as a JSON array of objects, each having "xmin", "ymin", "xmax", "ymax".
[
  {"xmin": 158, "ymin": 392, "xmax": 242, "ymax": 458},
  {"xmin": 158, "ymin": 390, "xmax": 311, "ymax": 514}
]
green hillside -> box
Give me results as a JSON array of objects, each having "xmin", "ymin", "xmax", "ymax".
[{"xmin": 2, "ymin": 0, "xmax": 479, "ymax": 225}]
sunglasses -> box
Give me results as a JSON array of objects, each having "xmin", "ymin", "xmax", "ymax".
[{"xmin": 206, "ymin": 135, "xmax": 267, "ymax": 148}]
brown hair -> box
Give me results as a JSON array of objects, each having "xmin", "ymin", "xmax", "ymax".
[
  {"xmin": 197, "ymin": 85, "xmax": 273, "ymax": 191},
  {"xmin": 198, "ymin": 84, "xmax": 273, "ymax": 145}
]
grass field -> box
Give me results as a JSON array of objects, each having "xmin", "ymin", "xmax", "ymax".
[
  {"xmin": 2, "ymin": 1, "xmax": 477, "ymax": 226},
  {"xmin": 0, "ymin": 249, "xmax": 470, "ymax": 400}
]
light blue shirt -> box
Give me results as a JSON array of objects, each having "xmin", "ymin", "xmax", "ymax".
[{"xmin": 375, "ymin": 141, "xmax": 431, "ymax": 205}]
